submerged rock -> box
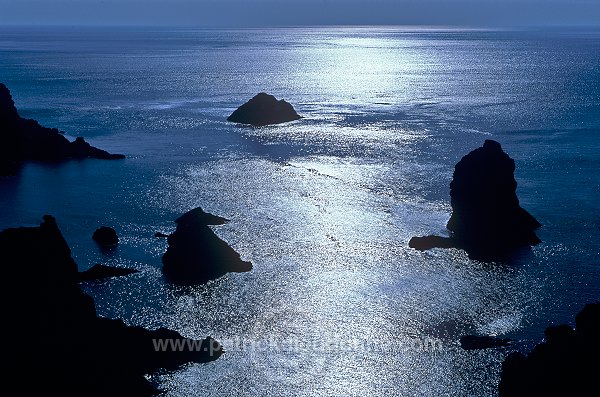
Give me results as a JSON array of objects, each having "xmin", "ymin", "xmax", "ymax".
[
  {"xmin": 78, "ymin": 264, "xmax": 138, "ymax": 282},
  {"xmin": 162, "ymin": 207, "xmax": 251, "ymax": 285},
  {"xmin": 227, "ymin": 92, "xmax": 302, "ymax": 126},
  {"xmin": 499, "ymin": 302, "xmax": 600, "ymax": 396},
  {"xmin": 410, "ymin": 140, "xmax": 541, "ymax": 261},
  {"xmin": 92, "ymin": 226, "xmax": 119, "ymax": 246},
  {"xmin": 0, "ymin": 83, "xmax": 124, "ymax": 176},
  {"xmin": 0, "ymin": 215, "xmax": 222, "ymax": 395},
  {"xmin": 459, "ymin": 334, "xmax": 512, "ymax": 350}
]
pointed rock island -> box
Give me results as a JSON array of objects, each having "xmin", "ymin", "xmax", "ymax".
[
  {"xmin": 409, "ymin": 139, "xmax": 541, "ymax": 260},
  {"xmin": 227, "ymin": 92, "xmax": 301, "ymax": 126},
  {"xmin": 0, "ymin": 83, "xmax": 124, "ymax": 175},
  {"xmin": 162, "ymin": 207, "xmax": 252, "ymax": 285}
]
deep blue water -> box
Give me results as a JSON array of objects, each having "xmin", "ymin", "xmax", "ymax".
[{"xmin": 1, "ymin": 27, "xmax": 599, "ymax": 396}]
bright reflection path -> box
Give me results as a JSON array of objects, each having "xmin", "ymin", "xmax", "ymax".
[{"xmin": 139, "ymin": 154, "xmax": 537, "ymax": 396}]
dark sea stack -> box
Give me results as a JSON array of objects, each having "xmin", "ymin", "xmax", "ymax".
[
  {"xmin": 92, "ymin": 225, "xmax": 119, "ymax": 246},
  {"xmin": 227, "ymin": 92, "xmax": 302, "ymax": 126},
  {"xmin": 162, "ymin": 207, "xmax": 252, "ymax": 285},
  {"xmin": 446, "ymin": 139, "xmax": 541, "ymax": 259},
  {"xmin": 0, "ymin": 216, "xmax": 223, "ymax": 396},
  {"xmin": 499, "ymin": 302, "xmax": 600, "ymax": 396},
  {"xmin": 410, "ymin": 140, "xmax": 541, "ymax": 261},
  {"xmin": 0, "ymin": 83, "xmax": 124, "ymax": 176},
  {"xmin": 459, "ymin": 334, "xmax": 512, "ymax": 350},
  {"xmin": 78, "ymin": 263, "xmax": 139, "ymax": 282}
]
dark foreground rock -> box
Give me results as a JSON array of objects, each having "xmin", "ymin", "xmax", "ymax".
[
  {"xmin": 227, "ymin": 92, "xmax": 302, "ymax": 126},
  {"xmin": 0, "ymin": 83, "xmax": 124, "ymax": 176},
  {"xmin": 78, "ymin": 263, "xmax": 139, "ymax": 282},
  {"xmin": 410, "ymin": 140, "xmax": 541, "ymax": 261},
  {"xmin": 92, "ymin": 226, "xmax": 119, "ymax": 246},
  {"xmin": 460, "ymin": 334, "xmax": 512, "ymax": 350},
  {"xmin": 499, "ymin": 302, "xmax": 600, "ymax": 396},
  {"xmin": 162, "ymin": 207, "xmax": 252, "ymax": 285},
  {"xmin": 0, "ymin": 215, "xmax": 223, "ymax": 396}
]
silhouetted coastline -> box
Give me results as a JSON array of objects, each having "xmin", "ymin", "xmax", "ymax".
[
  {"xmin": 0, "ymin": 215, "xmax": 222, "ymax": 395},
  {"xmin": 499, "ymin": 302, "xmax": 600, "ymax": 395},
  {"xmin": 0, "ymin": 83, "xmax": 124, "ymax": 176}
]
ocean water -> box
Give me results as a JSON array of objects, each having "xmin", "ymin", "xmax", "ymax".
[{"xmin": 1, "ymin": 26, "xmax": 599, "ymax": 396}]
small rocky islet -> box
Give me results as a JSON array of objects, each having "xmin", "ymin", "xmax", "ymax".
[
  {"xmin": 227, "ymin": 92, "xmax": 302, "ymax": 126},
  {"xmin": 92, "ymin": 226, "xmax": 119, "ymax": 247}
]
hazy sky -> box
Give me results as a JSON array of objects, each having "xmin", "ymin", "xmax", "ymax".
[{"xmin": 1, "ymin": 0, "xmax": 599, "ymax": 27}]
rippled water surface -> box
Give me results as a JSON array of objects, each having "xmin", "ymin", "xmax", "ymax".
[{"xmin": 1, "ymin": 27, "xmax": 599, "ymax": 396}]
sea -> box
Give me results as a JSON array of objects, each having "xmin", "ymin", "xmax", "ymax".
[{"xmin": 0, "ymin": 26, "xmax": 599, "ymax": 396}]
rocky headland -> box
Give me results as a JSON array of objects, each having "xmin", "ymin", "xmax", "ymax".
[
  {"xmin": 0, "ymin": 215, "xmax": 222, "ymax": 395},
  {"xmin": 499, "ymin": 302, "xmax": 600, "ymax": 395},
  {"xmin": 0, "ymin": 83, "xmax": 124, "ymax": 176}
]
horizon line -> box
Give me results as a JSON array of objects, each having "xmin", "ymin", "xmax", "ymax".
[{"xmin": 1, "ymin": 23, "xmax": 599, "ymax": 31}]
